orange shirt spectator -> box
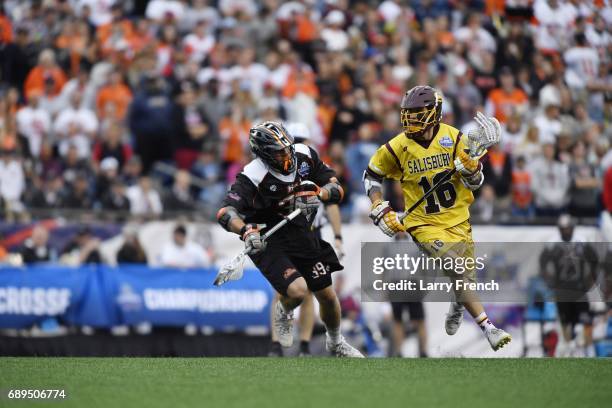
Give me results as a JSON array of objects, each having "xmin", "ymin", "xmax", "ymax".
[
  {"xmin": 485, "ymin": 67, "xmax": 528, "ymax": 123},
  {"xmin": 96, "ymin": 71, "xmax": 133, "ymax": 121},
  {"xmin": 295, "ymin": 14, "xmax": 317, "ymax": 43},
  {"xmin": 24, "ymin": 49, "xmax": 67, "ymax": 99},
  {"xmin": 512, "ymin": 168, "xmax": 532, "ymax": 209},
  {"xmin": 282, "ymin": 68, "xmax": 319, "ymax": 99},
  {"xmin": 219, "ymin": 112, "xmax": 250, "ymax": 164},
  {"xmin": 0, "ymin": 12, "xmax": 12, "ymax": 44},
  {"xmin": 56, "ymin": 21, "xmax": 89, "ymax": 75},
  {"xmin": 487, "ymin": 87, "xmax": 528, "ymax": 123}
]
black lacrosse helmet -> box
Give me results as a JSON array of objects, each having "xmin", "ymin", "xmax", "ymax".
[
  {"xmin": 249, "ymin": 121, "xmax": 296, "ymax": 175},
  {"xmin": 400, "ymin": 85, "xmax": 443, "ymax": 138}
]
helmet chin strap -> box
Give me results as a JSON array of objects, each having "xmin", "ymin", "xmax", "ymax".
[{"xmin": 405, "ymin": 126, "xmax": 435, "ymax": 142}]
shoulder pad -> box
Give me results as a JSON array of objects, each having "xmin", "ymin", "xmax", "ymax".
[
  {"xmin": 294, "ymin": 143, "xmax": 312, "ymax": 158},
  {"xmin": 242, "ymin": 159, "xmax": 267, "ymax": 187}
]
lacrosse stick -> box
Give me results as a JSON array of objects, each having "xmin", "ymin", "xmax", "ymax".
[
  {"xmin": 213, "ymin": 208, "xmax": 303, "ymax": 286},
  {"xmin": 400, "ymin": 112, "xmax": 501, "ymax": 221}
]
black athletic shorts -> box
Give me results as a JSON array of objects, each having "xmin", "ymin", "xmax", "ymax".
[
  {"xmin": 556, "ymin": 302, "xmax": 593, "ymax": 326},
  {"xmin": 249, "ymin": 238, "xmax": 342, "ymax": 296},
  {"xmin": 391, "ymin": 302, "xmax": 425, "ymax": 322}
]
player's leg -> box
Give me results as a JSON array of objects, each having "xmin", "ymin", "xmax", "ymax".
[
  {"xmin": 390, "ymin": 302, "xmax": 406, "ymax": 357},
  {"xmin": 297, "ymin": 292, "xmax": 315, "ymax": 356},
  {"xmin": 272, "ymin": 277, "xmax": 308, "ymax": 347},
  {"xmin": 253, "ymin": 248, "xmax": 307, "ymax": 348},
  {"xmin": 555, "ymin": 302, "xmax": 575, "ymax": 357},
  {"xmin": 578, "ymin": 302, "xmax": 595, "ymax": 357},
  {"xmin": 412, "ymin": 221, "xmax": 511, "ymax": 350},
  {"xmin": 447, "ymin": 237, "xmax": 511, "ymax": 351},
  {"xmin": 312, "ymin": 285, "xmax": 363, "ymax": 357},
  {"xmin": 407, "ymin": 302, "xmax": 428, "ymax": 357},
  {"xmin": 268, "ymin": 293, "xmax": 283, "ymax": 356}
]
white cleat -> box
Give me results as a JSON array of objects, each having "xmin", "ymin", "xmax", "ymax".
[
  {"xmin": 445, "ymin": 303, "xmax": 464, "ymax": 335},
  {"xmin": 273, "ymin": 302, "xmax": 294, "ymax": 347},
  {"xmin": 326, "ymin": 335, "xmax": 365, "ymax": 358},
  {"xmin": 486, "ymin": 328, "xmax": 512, "ymax": 351}
]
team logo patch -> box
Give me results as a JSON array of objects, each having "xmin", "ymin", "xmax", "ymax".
[
  {"xmin": 439, "ymin": 135, "xmax": 453, "ymax": 148},
  {"xmin": 228, "ymin": 192, "xmax": 241, "ymax": 201},
  {"xmin": 282, "ymin": 268, "xmax": 297, "ymax": 280},
  {"xmin": 298, "ymin": 162, "xmax": 310, "ymax": 177},
  {"xmin": 270, "ymin": 185, "xmax": 277, "ymax": 192}
]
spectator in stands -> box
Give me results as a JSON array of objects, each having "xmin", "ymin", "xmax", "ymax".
[
  {"xmin": 563, "ymin": 33, "xmax": 600, "ymax": 93},
  {"xmin": 485, "ymin": 66, "xmax": 528, "ymax": 124},
  {"xmin": 530, "ymin": 141, "xmax": 570, "ymax": 217},
  {"xmin": 198, "ymin": 78, "xmax": 229, "ymax": 130},
  {"xmin": 159, "ymin": 224, "xmax": 210, "ymax": 268},
  {"xmin": 482, "ymin": 144, "xmax": 513, "ymax": 205},
  {"xmin": 1, "ymin": 26, "xmax": 36, "ymax": 90},
  {"xmin": 345, "ymin": 123, "xmax": 379, "ymax": 194},
  {"xmin": 61, "ymin": 226, "xmax": 102, "ymax": 265},
  {"xmin": 164, "ymin": 170, "xmax": 197, "ymax": 212},
  {"xmin": 0, "ymin": 149, "xmax": 25, "ymax": 220},
  {"xmin": 20, "ymin": 224, "xmax": 54, "ymax": 263},
  {"xmin": 23, "ymin": 48, "xmax": 67, "ymax": 100},
  {"xmin": 126, "ymin": 175, "xmax": 163, "ymax": 216},
  {"xmin": 62, "ymin": 172, "xmax": 94, "ymax": 210},
  {"xmin": 96, "ymin": 69, "xmax": 132, "ymax": 123},
  {"xmin": 511, "ymin": 156, "xmax": 534, "ymax": 217},
  {"xmin": 96, "ymin": 157, "xmax": 120, "ymax": 202},
  {"xmin": 128, "ymin": 73, "xmax": 174, "ymax": 174},
  {"xmin": 101, "ymin": 180, "xmax": 130, "ymax": 212},
  {"xmin": 121, "ymin": 155, "xmax": 143, "ymax": 187},
  {"xmin": 16, "ymin": 91, "xmax": 51, "ymax": 157},
  {"xmin": 192, "ymin": 148, "xmax": 225, "ymax": 210},
  {"xmin": 568, "ymin": 141, "xmax": 601, "ymax": 218},
  {"xmin": 116, "ymin": 226, "xmax": 147, "ymax": 264},
  {"xmin": 92, "ymin": 122, "xmax": 132, "ymax": 170},
  {"xmin": 533, "ymin": 96, "xmax": 563, "ymax": 145},
  {"xmin": 330, "ymin": 91, "xmax": 369, "ymax": 145},
  {"xmin": 53, "ymin": 91, "xmax": 98, "ymax": 159},
  {"xmin": 171, "ymin": 80, "xmax": 213, "ymax": 169}
]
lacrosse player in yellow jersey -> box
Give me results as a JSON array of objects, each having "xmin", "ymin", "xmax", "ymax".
[{"xmin": 363, "ymin": 85, "xmax": 511, "ymax": 351}]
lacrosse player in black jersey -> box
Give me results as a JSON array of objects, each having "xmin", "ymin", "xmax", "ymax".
[{"xmin": 216, "ymin": 121, "xmax": 363, "ymax": 357}]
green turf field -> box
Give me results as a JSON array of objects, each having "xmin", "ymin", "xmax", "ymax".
[{"xmin": 1, "ymin": 358, "xmax": 611, "ymax": 408}]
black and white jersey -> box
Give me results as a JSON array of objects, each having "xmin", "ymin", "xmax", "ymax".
[{"xmin": 222, "ymin": 143, "xmax": 335, "ymax": 243}]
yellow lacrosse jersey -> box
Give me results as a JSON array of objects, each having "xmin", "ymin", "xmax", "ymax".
[{"xmin": 368, "ymin": 123, "xmax": 475, "ymax": 230}]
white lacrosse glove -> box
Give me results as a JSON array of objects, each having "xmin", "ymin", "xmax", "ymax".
[
  {"xmin": 369, "ymin": 199, "xmax": 405, "ymax": 237},
  {"xmin": 241, "ymin": 224, "xmax": 266, "ymax": 254},
  {"xmin": 470, "ymin": 112, "xmax": 501, "ymax": 157}
]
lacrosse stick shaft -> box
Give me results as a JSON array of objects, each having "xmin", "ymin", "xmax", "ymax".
[
  {"xmin": 261, "ymin": 208, "xmax": 302, "ymax": 240},
  {"xmin": 399, "ymin": 169, "xmax": 456, "ymax": 222},
  {"xmin": 213, "ymin": 208, "xmax": 303, "ymax": 286}
]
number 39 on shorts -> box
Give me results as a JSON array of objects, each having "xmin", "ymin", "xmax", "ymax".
[{"xmin": 311, "ymin": 262, "xmax": 329, "ymax": 279}]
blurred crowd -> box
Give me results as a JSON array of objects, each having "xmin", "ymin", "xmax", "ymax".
[{"xmin": 0, "ymin": 0, "xmax": 611, "ymax": 223}]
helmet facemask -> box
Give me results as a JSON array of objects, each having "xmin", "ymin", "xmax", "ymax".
[
  {"xmin": 400, "ymin": 88, "xmax": 443, "ymax": 139},
  {"xmin": 269, "ymin": 144, "xmax": 296, "ymax": 175},
  {"xmin": 249, "ymin": 121, "xmax": 297, "ymax": 175}
]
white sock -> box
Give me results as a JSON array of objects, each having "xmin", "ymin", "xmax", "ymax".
[
  {"xmin": 327, "ymin": 326, "xmax": 341, "ymax": 344},
  {"xmin": 475, "ymin": 312, "xmax": 495, "ymax": 333}
]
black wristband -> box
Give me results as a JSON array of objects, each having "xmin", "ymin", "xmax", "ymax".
[
  {"xmin": 334, "ymin": 234, "xmax": 342, "ymax": 241},
  {"xmin": 239, "ymin": 224, "xmax": 254, "ymax": 239}
]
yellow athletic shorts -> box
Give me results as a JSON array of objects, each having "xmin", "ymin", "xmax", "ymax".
[{"xmin": 407, "ymin": 219, "xmax": 476, "ymax": 283}]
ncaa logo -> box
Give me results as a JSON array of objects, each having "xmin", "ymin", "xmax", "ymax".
[
  {"xmin": 298, "ymin": 162, "xmax": 310, "ymax": 177},
  {"xmin": 439, "ymin": 135, "xmax": 453, "ymax": 148}
]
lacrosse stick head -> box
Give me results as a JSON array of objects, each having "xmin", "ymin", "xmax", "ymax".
[
  {"xmin": 467, "ymin": 112, "xmax": 502, "ymax": 158},
  {"xmin": 213, "ymin": 252, "xmax": 246, "ymax": 286}
]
